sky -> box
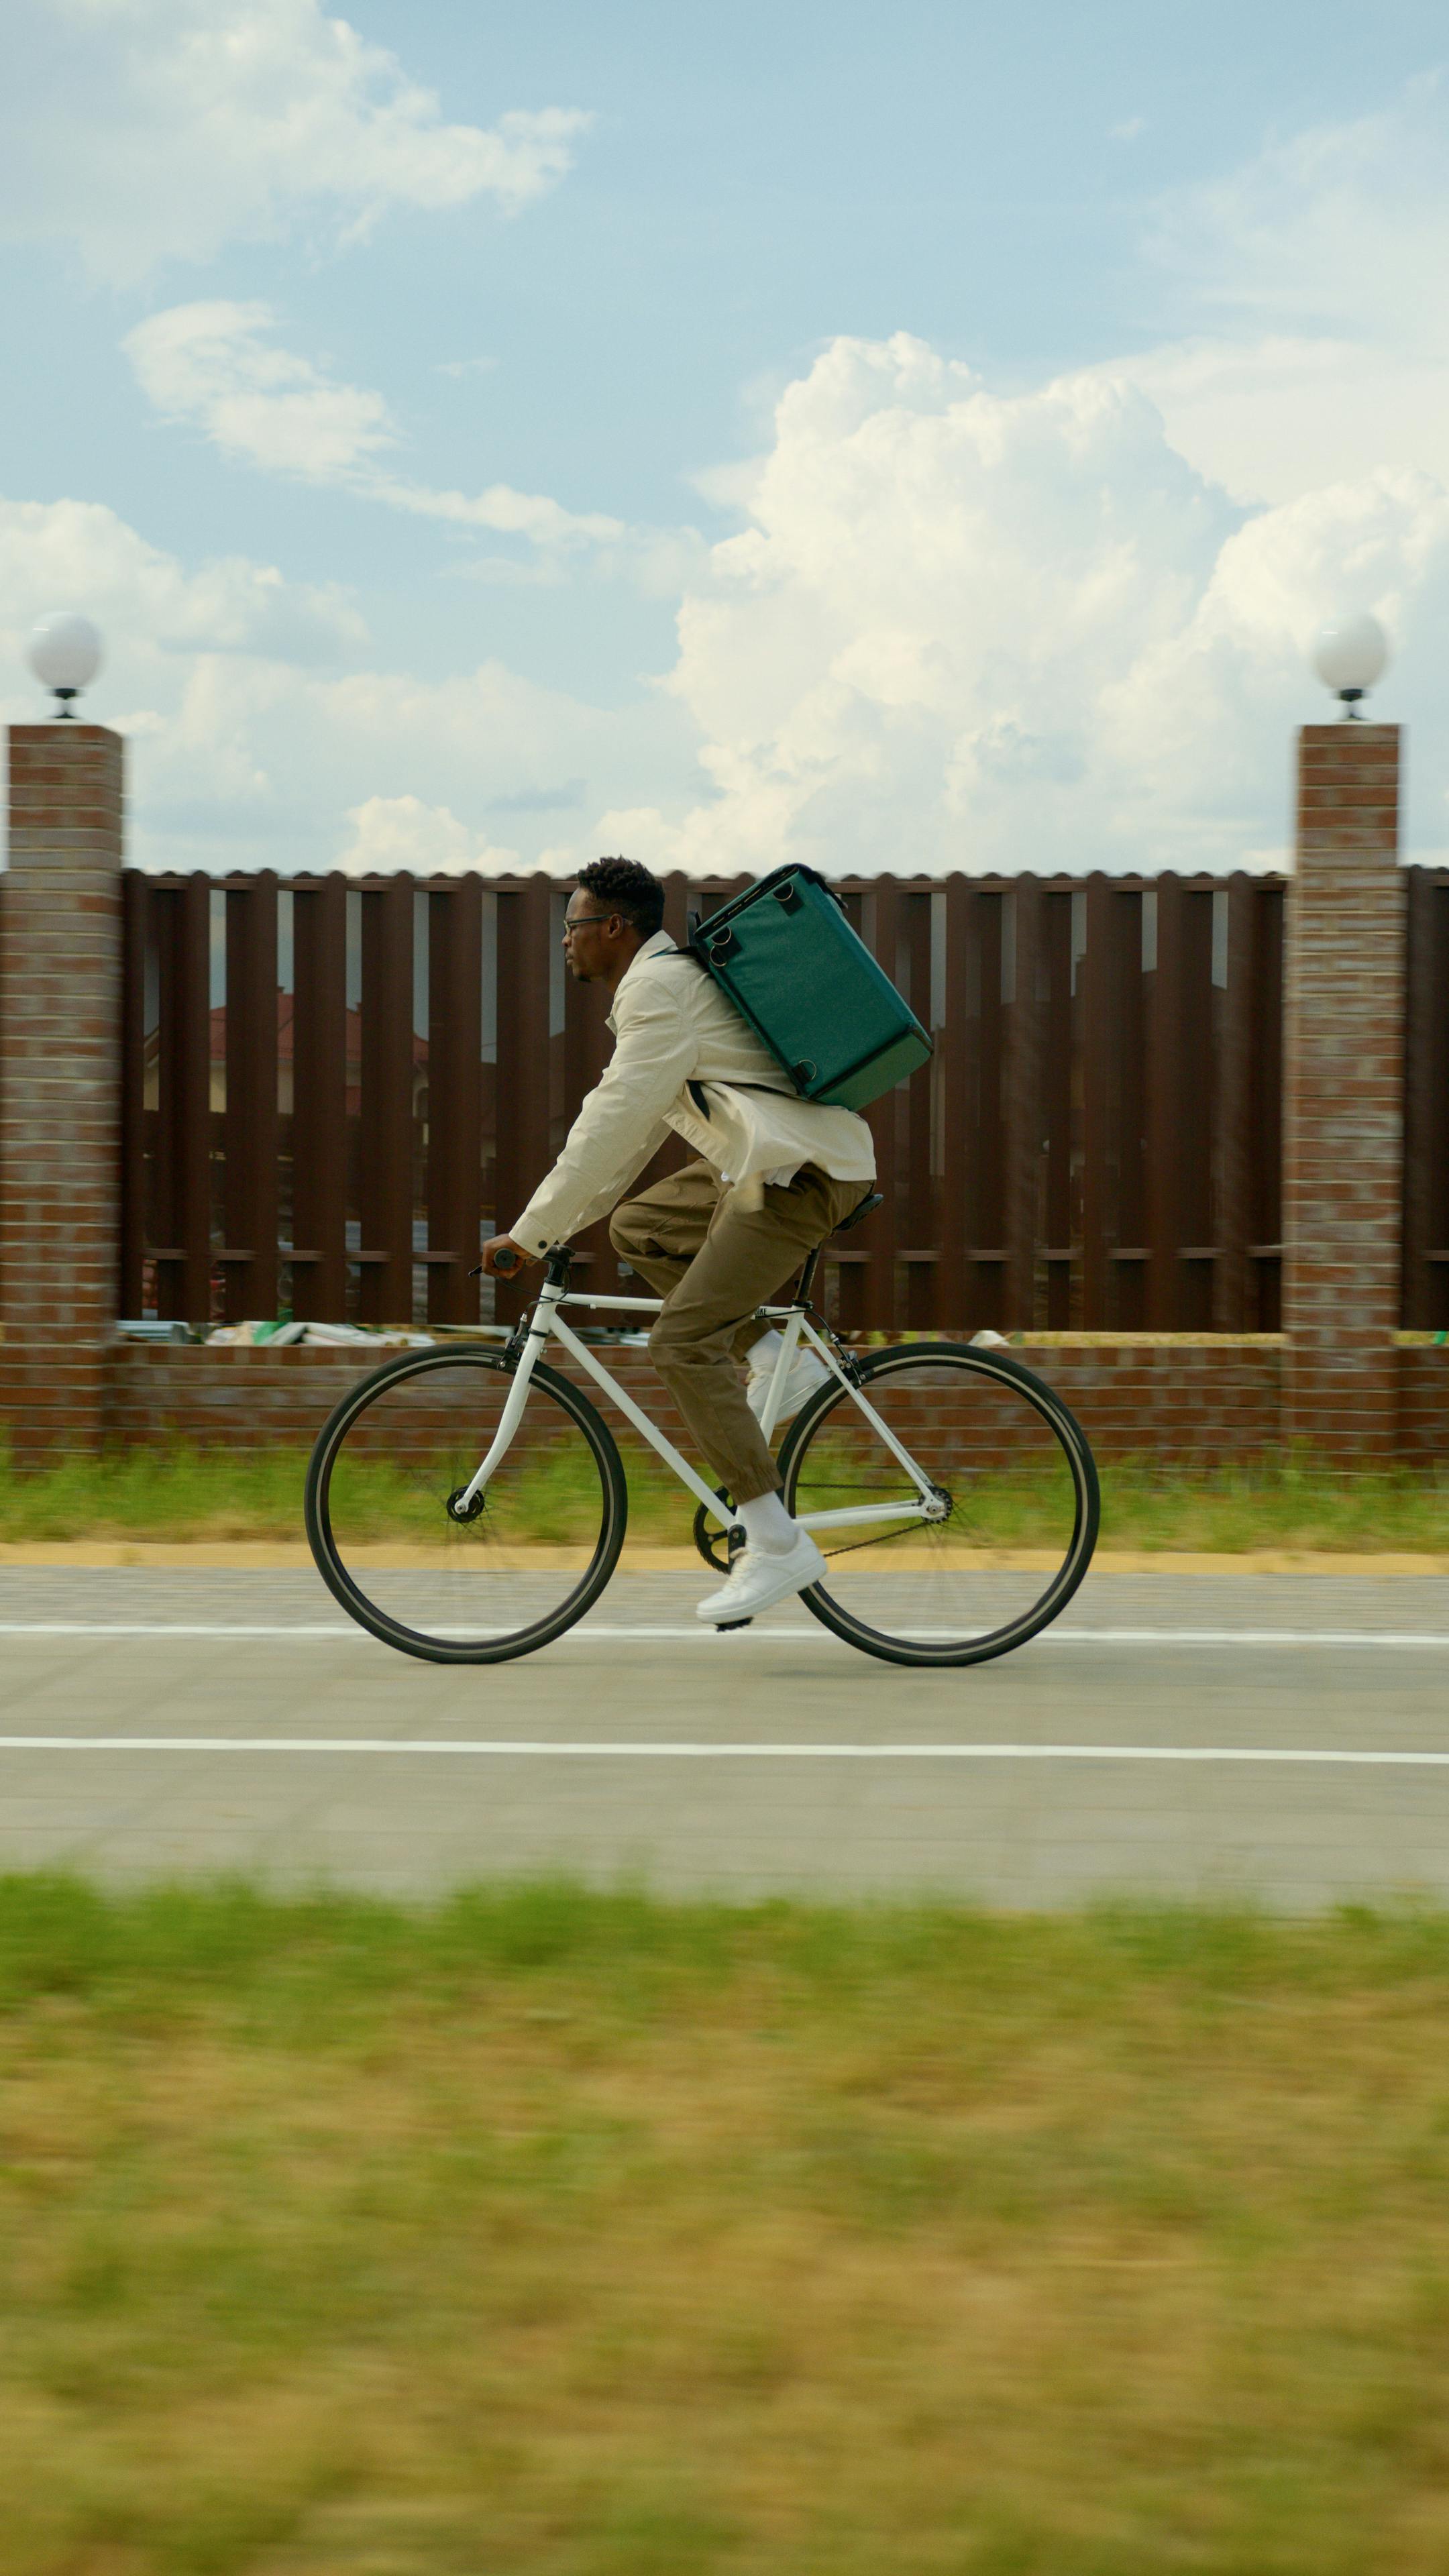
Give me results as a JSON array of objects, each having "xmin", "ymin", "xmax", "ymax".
[{"xmin": 3, "ymin": 0, "xmax": 1449, "ymax": 877}]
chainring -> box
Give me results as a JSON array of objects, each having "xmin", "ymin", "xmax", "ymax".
[{"xmin": 692, "ymin": 1485, "xmax": 744, "ymax": 1572}]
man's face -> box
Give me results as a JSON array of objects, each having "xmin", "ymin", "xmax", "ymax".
[{"xmin": 561, "ymin": 894, "xmax": 621, "ymax": 982}]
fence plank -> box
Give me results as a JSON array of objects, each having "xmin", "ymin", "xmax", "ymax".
[
  {"xmin": 661, "ymin": 871, "xmax": 692, "ymax": 947},
  {"xmin": 950, "ymin": 883, "xmax": 1010, "ymax": 1334},
  {"xmin": 156, "ymin": 876, "xmax": 213, "ymax": 1326},
  {"xmin": 902, "ymin": 889, "xmax": 935, "ymax": 1328},
  {"xmin": 1079, "ymin": 875, "xmax": 1115, "ymax": 1328},
  {"xmin": 1178, "ymin": 888, "xmax": 1216, "ymax": 1328},
  {"xmin": 358, "ymin": 875, "xmax": 415, "ymax": 1324},
  {"xmin": 1146, "ymin": 875, "xmax": 1187, "ymax": 1327},
  {"xmin": 938, "ymin": 877, "xmax": 970, "ymax": 1330},
  {"xmin": 493, "ymin": 878, "xmax": 555, "ymax": 1323},
  {"xmin": 1250, "ymin": 882, "xmax": 1285, "ymax": 1332},
  {"xmin": 222, "ymin": 873, "xmax": 278, "ymax": 1323},
  {"xmin": 1216, "ymin": 875, "xmax": 1255, "ymax": 1330},
  {"xmin": 426, "ymin": 879, "xmax": 483, "ymax": 1324},
  {"xmin": 290, "ymin": 875, "xmax": 349, "ymax": 1322},
  {"xmin": 1042, "ymin": 889, "xmax": 1074, "ymax": 1327},
  {"xmin": 1108, "ymin": 886, "xmax": 1148, "ymax": 1330},
  {"xmin": 1003, "ymin": 878, "xmax": 1044, "ymax": 1333}
]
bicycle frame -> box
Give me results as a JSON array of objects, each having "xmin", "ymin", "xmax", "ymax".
[{"xmin": 453, "ymin": 1279, "xmax": 942, "ymax": 1535}]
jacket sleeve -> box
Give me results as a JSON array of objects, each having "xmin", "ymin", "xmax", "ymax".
[{"xmin": 509, "ymin": 977, "xmax": 696, "ymax": 1255}]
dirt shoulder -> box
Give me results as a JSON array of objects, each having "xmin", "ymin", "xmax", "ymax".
[{"xmin": 1, "ymin": 1540, "xmax": 1447, "ymax": 1573}]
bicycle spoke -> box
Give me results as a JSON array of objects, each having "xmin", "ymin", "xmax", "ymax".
[
  {"xmin": 783, "ymin": 1345, "xmax": 1098, "ymax": 1666},
  {"xmin": 307, "ymin": 1349, "xmax": 627, "ymax": 1664}
]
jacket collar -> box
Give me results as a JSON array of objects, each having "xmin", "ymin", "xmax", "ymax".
[
  {"xmin": 620, "ymin": 928, "xmax": 676, "ymax": 983},
  {"xmin": 609, "ymin": 928, "xmax": 676, "ymax": 1010}
]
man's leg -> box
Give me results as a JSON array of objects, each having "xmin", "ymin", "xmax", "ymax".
[
  {"xmin": 609, "ymin": 1163, "xmax": 761, "ymax": 1365},
  {"xmin": 647, "ymin": 1167, "xmax": 865, "ymax": 1505}
]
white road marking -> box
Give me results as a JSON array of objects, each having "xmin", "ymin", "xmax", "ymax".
[
  {"xmin": 0, "ymin": 1621, "xmax": 1448, "ymax": 1649},
  {"xmin": 3, "ymin": 1736, "xmax": 1449, "ymax": 1764}
]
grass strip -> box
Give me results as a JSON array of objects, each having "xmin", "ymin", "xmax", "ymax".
[
  {"xmin": 5, "ymin": 1876, "xmax": 1449, "ymax": 2573},
  {"xmin": 3, "ymin": 1438, "xmax": 1449, "ymax": 1549}
]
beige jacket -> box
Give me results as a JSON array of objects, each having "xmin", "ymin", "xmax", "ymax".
[{"xmin": 511, "ymin": 931, "xmax": 875, "ymax": 1256}]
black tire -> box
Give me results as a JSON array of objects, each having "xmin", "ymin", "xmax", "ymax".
[
  {"xmin": 777, "ymin": 1340, "xmax": 1099, "ymax": 1668},
  {"xmin": 305, "ymin": 1344, "xmax": 628, "ymax": 1664}
]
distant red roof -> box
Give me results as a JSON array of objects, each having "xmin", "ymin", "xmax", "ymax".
[{"xmin": 204, "ymin": 1000, "xmax": 428, "ymax": 1065}]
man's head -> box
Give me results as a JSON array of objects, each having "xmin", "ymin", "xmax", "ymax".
[{"xmin": 562, "ymin": 856, "xmax": 665, "ymax": 989}]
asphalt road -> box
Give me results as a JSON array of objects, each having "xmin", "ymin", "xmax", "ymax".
[{"xmin": 2, "ymin": 1566, "xmax": 1448, "ymax": 1906}]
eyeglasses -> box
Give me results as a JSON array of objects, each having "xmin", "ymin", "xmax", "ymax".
[{"xmin": 561, "ymin": 912, "xmax": 612, "ymax": 940}]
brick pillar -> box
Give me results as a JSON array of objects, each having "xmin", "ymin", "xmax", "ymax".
[
  {"xmin": 1282, "ymin": 723, "xmax": 1404, "ymax": 1459},
  {"xmin": 0, "ymin": 726, "xmax": 125, "ymax": 1458}
]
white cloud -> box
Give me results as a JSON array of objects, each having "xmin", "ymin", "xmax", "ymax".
[
  {"xmin": 126, "ymin": 301, "xmax": 396, "ymax": 481},
  {"xmin": 0, "ymin": 493, "xmax": 366, "ymax": 666},
  {"xmin": 1111, "ymin": 117, "xmax": 1146, "ymax": 142},
  {"xmin": 0, "ymin": 492, "xmax": 700, "ymax": 873},
  {"xmin": 376, "ymin": 479, "xmax": 623, "ymax": 550},
  {"xmin": 619, "ymin": 332, "xmax": 1449, "ymax": 878},
  {"xmin": 336, "ymin": 794, "xmax": 520, "ymax": 877},
  {"xmin": 125, "ymin": 301, "xmax": 628, "ymax": 553},
  {"xmin": 1104, "ymin": 76, "xmax": 1449, "ymax": 502},
  {"xmin": 1, "ymin": 0, "xmax": 590, "ymax": 284},
  {"xmin": 1151, "ymin": 72, "xmax": 1449, "ymax": 341}
]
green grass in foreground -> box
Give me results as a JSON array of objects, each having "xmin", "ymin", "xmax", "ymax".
[
  {"xmin": 6, "ymin": 1878, "xmax": 1449, "ymax": 2575},
  {"xmin": 3, "ymin": 1438, "xmax": 1449, "ymax": 1548}
]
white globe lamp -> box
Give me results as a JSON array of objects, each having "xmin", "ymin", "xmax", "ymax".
[
  {"xmin": 1312, "ymin": 612, "xmax": 1389, "ymax": 719},
  {"xmin": 28, "ymin": 612, "xmax": 103, "ymax": 718}
]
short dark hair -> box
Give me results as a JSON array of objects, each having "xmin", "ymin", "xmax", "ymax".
[{"xmin": 576, "ymin": 855, "xmax": 664, "ymax": 940}]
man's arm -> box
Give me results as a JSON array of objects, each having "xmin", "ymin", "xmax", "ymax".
[{"xmin": 508, "ymin": 981, "xmax": 696, "ymax": 1258}]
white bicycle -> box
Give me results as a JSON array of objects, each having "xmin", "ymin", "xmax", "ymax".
[{"xmin": 305, "ymin": 1216, "xmax": 1099, "ymax": 1669}]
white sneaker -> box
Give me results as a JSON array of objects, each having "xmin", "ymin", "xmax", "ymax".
[
  {"xmin": 696, "ymin": 1528, "xmax": 827, "ymax": 1625},
  {"xmin": 746, "ymin": 1345, "xmax": 830, "ymax": 1428}
]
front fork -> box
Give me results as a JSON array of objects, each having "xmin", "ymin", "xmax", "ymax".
[{"xmin": 451, "ymin": 1287, "xmax": 559, "ymax": 1518}]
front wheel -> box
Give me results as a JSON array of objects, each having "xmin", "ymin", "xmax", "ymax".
[
  {"xmin": 779, "ymin": 1341, "xmax": 1099, "ymax": 1667},
  {"xmin": 305, "ymin": 1345, "xmax": 628, "ymax": 1663}
]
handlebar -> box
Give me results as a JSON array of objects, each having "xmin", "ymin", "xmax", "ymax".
[{"xmin": 492, "ymin": 1246, "xmax": 520, "ymax": 1274}]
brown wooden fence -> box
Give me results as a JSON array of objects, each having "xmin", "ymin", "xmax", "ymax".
[{"xmin": 121, "ymin": 869, "xmax": 1296, "ymax": 1335}]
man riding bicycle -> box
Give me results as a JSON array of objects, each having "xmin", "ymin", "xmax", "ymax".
[{"xmin": 481, "ymin": 856, "xmax": 876, "ymax": 1625}]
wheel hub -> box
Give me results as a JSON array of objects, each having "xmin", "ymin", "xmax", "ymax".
[{"xmin": 445, "ymin": 1486, "xmax": 485, "ymax": 1523}]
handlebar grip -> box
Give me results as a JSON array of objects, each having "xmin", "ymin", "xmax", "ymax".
[{"xmin": 492, "ymin": 1246, "xmax": 520, "ymax": 1275}]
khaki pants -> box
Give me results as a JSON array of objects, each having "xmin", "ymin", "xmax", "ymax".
[{"xmin": 608, "ymin": 1159, "xmax": 865, "ymax": 1504}]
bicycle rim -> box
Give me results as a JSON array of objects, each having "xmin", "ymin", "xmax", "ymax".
[
  {"xmin": 305, "ymin": 1346, "xmax": 627, "ymax": 1663},
  {"xmin": 780, "ymin": 1342, "xmax": 1099, "ymax": 1667}
]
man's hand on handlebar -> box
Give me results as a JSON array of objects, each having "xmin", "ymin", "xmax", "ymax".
[{"xmin": 481, "ymin": 1235, "xmax": 535, "ymax": 1277}]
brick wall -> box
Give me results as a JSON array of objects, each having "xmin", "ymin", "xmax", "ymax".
[
  {"xmin": 104, "ymin": 1334, "xmax": 1290, "ymax": 1470},
  {"xmin": 1397, "ymin": 1347, "xmax": 1449, "ymax": 1462},
  {"xmin": 0, "ymin": 727, "xmax": 124, "ymax": 1457},
  {"xmin": 1283, "ymin": 724, "xmax": 1405, "ymax": 1456}
]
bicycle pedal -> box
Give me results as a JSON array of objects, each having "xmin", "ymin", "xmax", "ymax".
[{"xmin": 714, "ymin": 1617, "xmax": 754, "ymax": 1631}]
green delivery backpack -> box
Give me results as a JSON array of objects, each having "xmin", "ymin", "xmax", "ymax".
[{"xmin": 689, "ymin": 865, "xmax": 932, "ymax": 1112}]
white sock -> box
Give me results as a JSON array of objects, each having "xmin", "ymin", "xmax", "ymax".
[
  {"xmin": 737, "ymin": 1489, "xmax": 797, "ymax": 1554},
  {"xmin": 746, "ymin": 1328, "xmax": 784, "ymax": 1373}
]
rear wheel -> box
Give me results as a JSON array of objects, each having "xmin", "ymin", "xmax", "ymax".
[
  {"xmin": 779, "ymin": 1341, "xmax": 1098, "ymax": 1667},
  {"xmin": 305, "ymin": 1346, "xmax": 627, "ymax": 1663}
]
